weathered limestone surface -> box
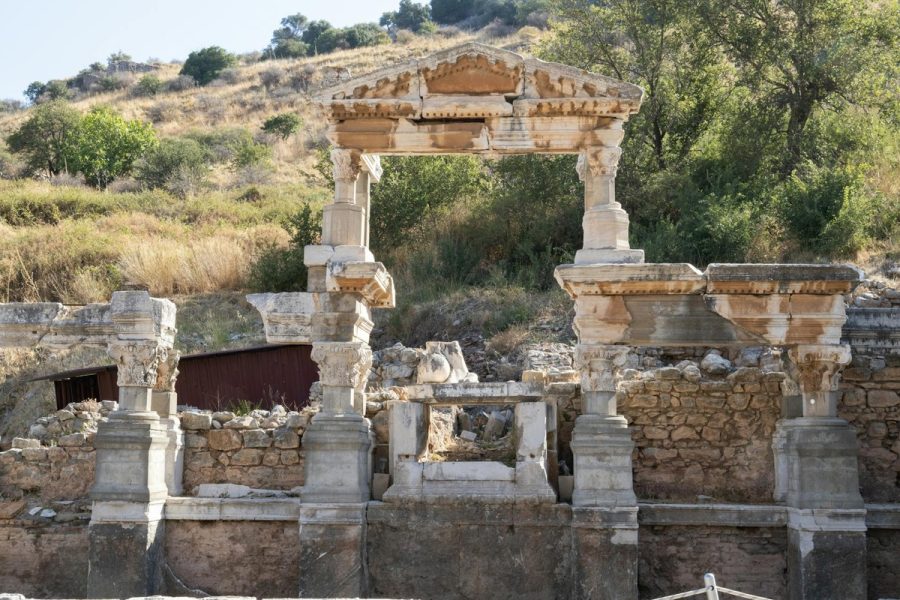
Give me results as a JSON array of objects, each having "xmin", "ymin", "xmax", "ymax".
[
  {"xmin": 867, "ymin": 528, "xmax": 900, "ymax": 599},
  {"xmin": 0, "ymin": 522, "xmax": 89, "ymax": 598},
  {"xmin": 164, "ymin": 520, "xmax": 299, "ymax": 597},
  {"xmin": 637, "ymin": 525, "xmax": 787, "ymax": 600}
]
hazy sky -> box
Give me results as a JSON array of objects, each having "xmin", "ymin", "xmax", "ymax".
[{"xmin": 0, "ymin": 0, "xmax": 403, "ymax": 100}]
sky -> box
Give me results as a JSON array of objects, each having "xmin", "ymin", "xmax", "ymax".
[{"xmin": 0, "ymin": 0, "xmax": 403, "ymax": 101}]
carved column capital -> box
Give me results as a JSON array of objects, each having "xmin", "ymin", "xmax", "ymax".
[
  {"xmin": 108, "ymin": 342, "xmax": 168, "ymax": 388},
  {"xmin": 787, "ymin": 344, "xmax": 852, "ymax": 417},
  {"xmin": 154, "ymin": 349, "xmax": 180, "ymax": 392},
  {"xmin": 311, "ymin": 341, "xmax": 373, "ymax": 390},
  {"xmin": 577, "ymin": 146, "xmax": 622, "ymax": 181},
  {"xmin": 575, "ymin": 344, "xmax": 632, "ymax": 394},
  {"xmin": 331, "ymin": 148, "xmax": 362, "ymax": 183}
]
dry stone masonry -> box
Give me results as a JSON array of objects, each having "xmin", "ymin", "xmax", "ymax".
[{"xmin": 0, "ymin": 43, "xmax": 898, "ymax": 600}]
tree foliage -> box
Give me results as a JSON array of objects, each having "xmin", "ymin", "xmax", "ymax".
[
  {"xmin": 70, "ymin": 107, "xmax": 157, "ymax": 188},
  {"xmin": 135, "ymin": 137, "xmax": 210, "ymax": 197},
  {"xmin": 180, "ymin": 46, "xmax": 236, "ymax": 86},
  {"xmin": 381, "ymin": 0, "xmax": 435, "ymax": 34},
  {"xmin": 6, "ymin": 101, "xmax": 81, "ymax": 177},
  {"xmin": 262, "ymin": 113, "xmax": 302, "ymax": 140}
]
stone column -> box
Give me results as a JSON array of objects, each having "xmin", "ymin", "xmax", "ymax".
[
  {"xmin": 322, "ymin": 149, "xmax": 374, "ymax": 263},
  {"xmin": 574, "ymin": 144, "xmax": 643, "ymax": 265},
  {"xmin": 152, "ymin": 349, "xmax": 184, "ymax": 497},
  {"xmin": 777, "ymin": 344, "xmax": 867, "ymax": 600},
  {"xmin": 570, "ymin": 344, "xmax": 636, "ymax": 507},
  {"xmin": 88, "ymin": 340, "xmax": 170, "ymax": 598},
  {"xmin": 299, "ymin": 341, "xmax": 374, "ymax": 598},
  {"xmin": 568, "ymin": 344, "xmax": 639, "ymax": 600}
]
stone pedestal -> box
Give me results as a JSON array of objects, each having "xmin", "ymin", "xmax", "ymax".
[
  {"xmin": 787, "ymin": 508, "xmax": 868, "ymax": 600},
  {"xmin": 88, "ymin": 411, "xmax": 169, "ymax": 597},
  {"xmin": 152, "ymin": 389, "xmax": 184, "ymax": 497},
  {"xmin": 302, "ymin": 414, "xmax": 374, "ymax": 503},
  {"xmin": 298, "ymin": 503, "xmax": 368, "ymax": 598},
  {"xmin": 570, "ymin": 415, "xmax": 637, "ymax": 507},
  {"xmin": 572, "ymin": 507, "xmax": 639, "ymax": 600}
]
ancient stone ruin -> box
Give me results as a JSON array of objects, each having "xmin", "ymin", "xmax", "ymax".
[{"xmin": 1, "ymin": 43, "xmax": 898, "ymax": 600}]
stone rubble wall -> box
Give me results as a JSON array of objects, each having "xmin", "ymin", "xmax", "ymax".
[
  {"xmin": 180, "ymin": 407, "xmax": 313, "ymax": 494},
  {"xmin": 619, "ymin": 349, "xmax": 783, "ymax": 503},
  {"xmin": 637, "ymin": 525, "xmax": 787, "ymax": 599},
  {"xmin": 839, "ymin": 354, "xmax": 900, "ymax": 503}
]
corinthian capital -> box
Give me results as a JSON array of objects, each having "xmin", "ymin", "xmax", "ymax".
[
  {"xmin": 787, "ymin": 344, "xmax": 852, "ymax": 395},
  {"xmin": 108, "ymin": 341, "xmax": 168, "ymax": 388},
  {"xmin": 577, "ymin": 146, "xmax": 622, "ymax": 181},
  {"xmin": 331, "ymin": 149, "xmax": 362, "ymax": 182},
  {"xmin": 575, "ymin": 344, "xmax": 633, "ymax": 393},
  {"xmin": 154, "ymin": 348, "xmax": 180, "ymax": 392},
  {"xmin": 311, "ymin": 341, "xmax": 373, "ymax": 389}
]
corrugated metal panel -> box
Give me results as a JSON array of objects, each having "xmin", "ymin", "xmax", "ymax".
[{"xmin": 49, "ymin": 345, "xmax": 318, "ymax": 412}]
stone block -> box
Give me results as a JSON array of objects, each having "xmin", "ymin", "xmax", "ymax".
[
  {"xmin": 230, "ymin": 449, "xmax": 263, "ymax": 466},
  {"xmin": 58, "ymin": 433, "xmax": 86, "ymax": 447},
  {"xmin": 868, "ymin": 390, "xmax": 899, "ymax": 408},
  {"xmin": 180, "ymin": 411, "xmax": 212, "ymax": 430},
  {"xmin": 208, "ymin": 429, "xmax": 242, "ymax": 451},
  {"xmin": 22, "ymin": 448, "xmax": 48, "ymax": 461},
  {"xmin": 242, "ymin": 428, "xmax": 272, "ymax": 448},
  {"xmin": 273, "ymin": 428, "xmax": 300, "ymax": 449},
  {"xmin": 11, "ymin": 438, "xmax": 39, "ymax": 449},
  {"xmin": 185, "ymin": 433, "xmax": 208, "ymax": 449}
]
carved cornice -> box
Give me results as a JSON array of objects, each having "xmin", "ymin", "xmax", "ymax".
[{"xmin": 311, "ymin": 341, "xmax": 373, "ymax": 389}]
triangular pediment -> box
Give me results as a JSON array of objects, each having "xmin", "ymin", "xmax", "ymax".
[{"xmin": 317, "ymin": 42, "xmax": 643, "ymax": 120}]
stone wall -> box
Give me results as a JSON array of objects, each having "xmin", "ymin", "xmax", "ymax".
[
  {"xmin": 637, "ymin": 525, "xmax": 787, "ymax": 600},
  {"xmin": 180, "ymin": 408, "xmax": 312, "ymax": 494},
  {"xmin": 867, "ymin": 528, "xmax": 900, "ymax": 600},
  {"xmin": 618, "ymin": 352, "xmax": 782, "ymax": 503},
  {"xmin": 165, "ymin": 520, "xmax": 299, "ymax": 597},
  {"xmin": 0, "ymin": 436, "xmax": 95, "ymax": 503},
  {"xmin": 839, "ymin": 354, "xmax": 900, "ymax": 503},
  {"xmin": 0, "ymin": 522, "xmax": 89, "ymax": 598}
]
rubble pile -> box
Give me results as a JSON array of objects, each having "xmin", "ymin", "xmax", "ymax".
[{"xmin": 23, "ymin": 400, "xmax": 116, "ymax": 446}]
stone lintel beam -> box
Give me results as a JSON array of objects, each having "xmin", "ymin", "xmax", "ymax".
[
  {"xmin": 246, "ymin": 292, "xmax": 373, "ymax": 345},
  {"xmin": 555, "ymin": 263, "xmax": 706, "ymax": 297},
  {"xmin": 0, "ymin": 302, "xmax": 112, "ymax": 348},
  {"xmin": 787, "ymin": 344, "xmax": 852, "ymax": 417},
  {"xmin": 705, "ymin": 263, "xmax": 862, "ymax": 294}
]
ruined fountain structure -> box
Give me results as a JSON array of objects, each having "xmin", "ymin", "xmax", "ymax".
[{"xmin": 0, "ymin": 43, "xmax": 886, "ymax": 600}]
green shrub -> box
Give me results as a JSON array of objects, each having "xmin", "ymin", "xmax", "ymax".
[
  {"xmin": 70, "ymin": 107, "xmax": 158, "ymax": 189},
  {"xmin": 134, "ymin": 75, "xmax": 163, "ymax": 97},
  {"xmin": 261, "ymin": 113, "xmax": 302, "ymax": 140},
  {"xmin": 180, "ymin": 46, "xmax": 236, "ymax": 86},
  {"xmin": 135, "ymin": 138, "xmax": 210, "ymax": 198},
  {"xmin": 230, "ymin": 137, "xmax": 273, "ymax": 170},
  {"xmin": 248, "ymin": 203, "xmax": 321, "ymax": 292}
]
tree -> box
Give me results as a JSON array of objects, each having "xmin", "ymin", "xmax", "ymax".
[
  {"xmin": 6, "ymin": 101, "xmax": 81, "ymax": 176},
  {"xmin": 268, "ymin": 13, "xmax": 311, "ymax": 58},
  {"xmin": 381, "ymin": 0, "xmax": 434, "ymax": 34},
  {"xmin": 107, "ymin": 51, "xmax": 132, "ymax": 65},
  {"xmin": 262, "ymin": 113, "xmax": 302, "ymax": 140},
  {"xmin": 70, "ymin": 107, "xmax": 157, "ymax": 188},
  {"xmin": 344, "ymin": 23, "xmax": 391, "ymax": 48},
  {"xmin": 180, "ymin": 46, "xmax": 236, "ymax": 86},
  {"xmin": 135, "ymin": 137, "xmax": 210, "ymax": 197},
  {"xmin": 302, "ymin": 20, "xmax": 336, "ymax": 54},
  {"xmin": 24, "ymin": 82, "xmax": 46, "ymax": 104},
  {"xmin": 696, "ymin": 0, "xmax": 899, "ymax": 174},
  {"xmin": 430, "ymin": 0, "xmax": 476, "ymax": 24}
]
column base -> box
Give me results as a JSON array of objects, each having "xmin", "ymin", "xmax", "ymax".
[
  {"xmin": 574, "ymin": 248, "xmax": 644, "ymax": 265},
  {"xmin": 298, "ymin": 503, "xmax": 368, "ymax": 598},
  {"xmin": 301, "ymin": 412, "xmax": 373, "ymax": 503},
  {"xmin": 91, "ymin": 411, "xmax": 169, "ymax": 503},
  {"xmin": 571, "ymin": 415, "xmax": 637, "ymax": 507},
  {"xmin": 780, "ymin": 417, "xmax": 864, "ymax": 509},
  {"xmin": 787, "ymin": 508, "xmax": 867, "ymax": 600},
  {"xmin": 572, "ymin": 506, "xmax": 639, "ymax": 600},
  {"xmin": 87, "ymin": 501, "xmax": 166, "ymax": 598}
]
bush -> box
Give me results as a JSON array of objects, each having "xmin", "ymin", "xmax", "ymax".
[
  {"xmin": 248, "ymin": 204, "xmax": 321, "ymax": 292},
  {"xmin": 230, "ymin": 137, "xmax": 273, "ymax": 170},
  {"xmin": 184, "ymin": 128, "xmax": 253, "ymax": 163},
  {"xmin": 180, "ymin": 46, "xmax": 236, "ymax": 86},
  {"xmin": 260, "ymin": 67, "xmax": 286, "ymax": 90},
  {"xmin": 133, "ymin": 75, "xmax": 163, "ymax": 97},
  {"xmin": 70, "ymin": 107, "xmax": 158, "ymax": 189},
  {"xmin": 0, "ymin": 99, "xmax": 24, "ymax": 113},
  {"xmin": 214, "ymin": 67, "xmax": 242, "ymax": 85},
  {"xmin": 395, "ymin": 29, "xmax": 416, "ymax": 44},
  {"xmin": 6, "ymin": 101, "xmax": 82, "ymax": 177},
  {"xmin": 166, "ymin": 74, "xmax": 196, "ymax": 92},
  {"xmin": 261, "ymin": 113, "xmax": 302, "ymax": 140},
  {"xmin": 135, "ymin": 138, "xmax": 210, "ymax": 198}
]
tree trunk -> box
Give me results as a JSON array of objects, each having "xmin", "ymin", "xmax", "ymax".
[{"xmin": 784, "ymin": 95, "xmax": 814, "ymax": 176}]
